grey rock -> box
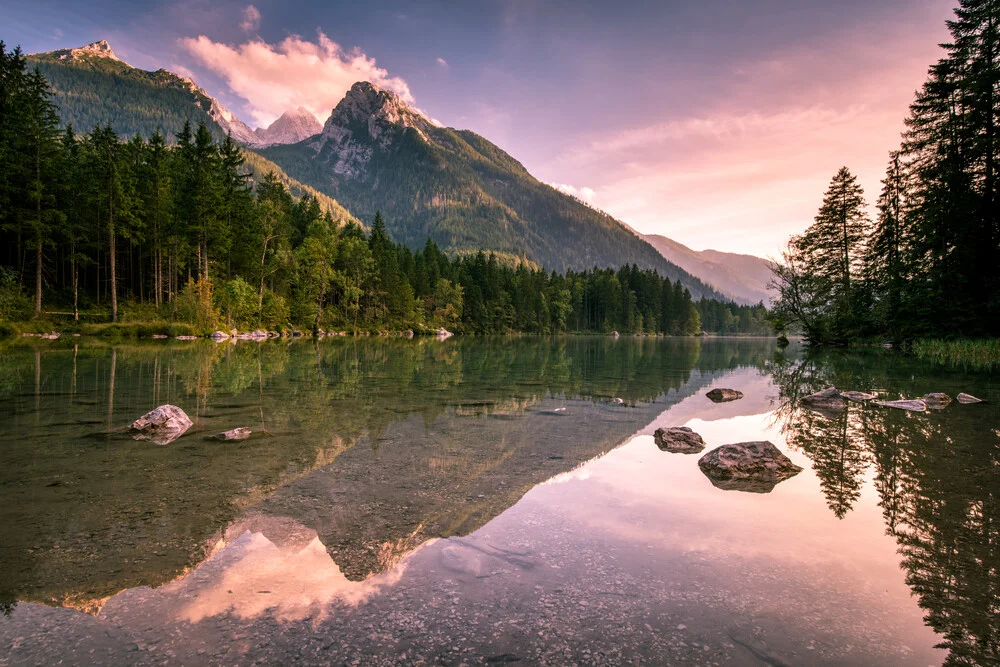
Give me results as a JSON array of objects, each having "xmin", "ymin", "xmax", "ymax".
[
  {"xmin": 839, "ymin": 390, "xmax": 877, "ymax": 402},
  {"xmin": 874, "ymin": 399, "xmax": 927, "ymax": 412},
  {"xmin": 706, "ymin": 388, "xmax": 743, "ymax": 403},
  {"xmin": 130, "ymin": 405, "xmax": 193, "ymax": 445},
  {"xmin": 698, "ymin": 441, "xmax": 802, "ymax": 493},
  {"xmin": 957, "ymin": 392, "xmax": 984, "ymax": 404},
  {"xmin": 174, "ymin": 335, "xmax": 197, "ymax": 340},
  {"xmin": 653, "ymin": 427, "xmax": 706, "ymax": 454},
  {"xmin": 921, "ymin": 393, "xmax": 952, "ymax": 409},
  {"xmin": 215, "ymin": 427, "xmax": 251, "ymax": 441},
  {"xmin": 210, "ymin": 330, "xmax": 230, "ymax": 342}
]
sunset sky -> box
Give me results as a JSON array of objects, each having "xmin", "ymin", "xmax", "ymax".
[{"xmin": 2, "ymin": 0, "xmax": 956, "ymax": 258}]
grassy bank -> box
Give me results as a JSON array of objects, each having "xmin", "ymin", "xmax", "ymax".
[{"xmin": 911, "ymin": 338, "xmax": 1000, "ymax": 371}]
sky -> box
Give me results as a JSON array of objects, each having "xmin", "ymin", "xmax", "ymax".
[{"xmin": 2, "ymin": 0, "xmax": 957, "ymax": 258}]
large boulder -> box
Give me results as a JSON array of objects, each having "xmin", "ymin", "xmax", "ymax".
[
  {"xmin": 654, "ymin": 427, "xmax": 706, "ymax": 454},
  {"xmin": 698, "ymin": 441, "xmax": 802, "ymax": 494},
  {"xmin": 706, "ymin": 388, "xmax": 743, "ymax": 403},
  {"xmin": 922, "ymin": 393, "xmax": 952, "ymax": 409},
  {"xmin": 800, "ymin": 387, "xmax": 846, "ymax": 412},
  {"xmin": 210, "ymin": 330, "xmax": 230, "ymax": 342},
  {"xmin": 874, "ymin": 399, "xmax": 927, "ymax": 412},
  {"xmin": 957, "ymin": 392, "xmax": 984, "ymax": 404},
  {"xmin": 130, "ymin": 405, "xmax": 193, "ymax": 445}
]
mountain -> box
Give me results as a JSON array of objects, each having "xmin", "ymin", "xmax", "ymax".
[
  {"xmin": 641, "ymin": 234, "xmax": 776, "ymax": 305},
  {"xmin": 253, "ymin": 107, "xmax": 322, "ymax": 147},
  {"xmin": 259, "ymin": 82, "xmax": 723, "ymax": 298},
  {"xmin": 25, "ymin": 41, "xmax": 355, "ymax": 220}
]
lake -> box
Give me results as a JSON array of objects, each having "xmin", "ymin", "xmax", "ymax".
[{"xmin": 0, "ymin": 336, "xmax": 996, "ymax": 666}]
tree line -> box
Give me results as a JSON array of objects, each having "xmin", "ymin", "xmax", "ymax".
[
  {"xmin": 770, "ymin": 0, "xmax": 999, "ymax": 344},
  {"xmin": 0, "ymin": 41, "xmax": 766, "ymax": 335}
]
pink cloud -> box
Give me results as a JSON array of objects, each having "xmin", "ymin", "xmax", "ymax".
[{"xmin": 180, "ymin": 31, "xmax": 414, "ymax": 128}]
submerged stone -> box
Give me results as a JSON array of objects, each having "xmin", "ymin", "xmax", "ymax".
[
  {"xmin": 215, "ymin": 427, "xmax": 251, "ymax": 441},
  {"xmin": 706, "ymin": 388, "xmax": 743, "ymax": 403},
  {"xmin": 130, "ymin": 405, "xmax": 193, "ymax": 445},
  {"xmin": 922, "ymin": 393, "xmax": 952, "ymax": 409},
  {"xmin": 698, "ymin": 441, "xmax": 802, "ymax": 493},
  {"xmin": 874, "ymin": 399, "xmax": 927, "ymax": 412},
  {"xmin": 800, "ymin": 387, "xmax": 847, "ymax": 412},
  {"xmin": 840, "ymin": 390, "xmax": 877, "ymax": 402},
  {"xmin": 957, "ymin": 392, "xmax": 984, "ymax": 404},
  {"xmin": 653, "ymin": 426, "xmax": 706, "ymax": 454}
]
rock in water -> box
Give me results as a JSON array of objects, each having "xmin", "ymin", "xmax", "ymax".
[
  {"xmin": 874, "ymin": 399, "xmax": 927, "ymax": 412},
  {"xmin": 654, "ymin": 427, "xmax": 706, "ymax": 454},
  {"xmin": 800, "ymin": 387, "xmax": 846, "ymax": 412},
  {"xmin": 210, "ymin": 330, "xmax": 230, "ymax": 341},
  {"xmin": 215, "ymin": 427, "xmax": 251, "ymax": 441},
  {"xmin": 922, "ymin": 393, "xmax": 952, "ymax": 409},
  {"xmin": 698, "ymin": 441, "xmax": 802, "ymax": 493},
  {"xmin": 840, "ymin": 390, "xmax": 877, "ymax": 402},
  {"xmin": 706, "ymin": 388, "xmax": 743, "ymax": 403},
  {"xmin": 130, "ymin": 405, "xmax": 193, "ymax": 445},
  {"xmin": 957, "ymin": 392, "xmax": 984, "ymax": 404}
]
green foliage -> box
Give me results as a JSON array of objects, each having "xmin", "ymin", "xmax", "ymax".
[
  {"xmin": 911, "ymin": 338, "xmax": 1000, "ymax": 371},
  {"xmin": 174, "ymin": 279, "xmax": 217, "ymax": 330},
  {"xmin": 218, "ymin": 277, "xmax": 257, "ymax": 329},
  {"xmin": 0, "ymin": 266, "xmax": 30, "ymax": 321}
]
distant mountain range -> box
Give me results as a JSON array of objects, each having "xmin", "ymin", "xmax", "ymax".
[
  {"xmin": 25, "ymin": 40, "xmax": 775, "ymax": 302},
  {"xmin": 640, "ymin": 235, "xmax": 775, "ymax": 305}
]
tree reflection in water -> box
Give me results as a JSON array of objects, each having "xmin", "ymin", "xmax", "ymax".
[{"xmin": 765, "ymin": 348, "xmax": 999, "ymax": 665}]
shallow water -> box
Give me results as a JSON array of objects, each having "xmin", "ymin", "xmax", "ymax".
[{"xmin": 0, "ymin": 336, "xmax": 996, "ymax": 665}]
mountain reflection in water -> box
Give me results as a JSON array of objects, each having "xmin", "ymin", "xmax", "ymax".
[{"xmin": 0, "ymin": 338, "xmax": 996, "ymax": 665}]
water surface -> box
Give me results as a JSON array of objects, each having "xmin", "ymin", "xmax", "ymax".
[{"xmin": 0, "ymin": 337, "xmax": 996, "ymax": 665}]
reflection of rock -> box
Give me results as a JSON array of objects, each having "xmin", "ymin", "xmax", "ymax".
[
  {"xmin": 224, "ymin": 514, "xmax": 319, "ymax": 553},
  {"xmin": 215, "ymin": 427, "xmax": 251, "ymax": 441},
  {"xmin": 957, "ymin": 392, "xmax": 984, "ymax": 404},
  {"xmin": 874, "ymin": 399, "xmax": 926, "ymax": 412},
  {"xmin": 129, "ymin": 405, "xmax": 193, "ymax": 445},
  {"xmin": 653, "ymin": 427, "xmax": 706, "ymax": 454},
  {"xmin": 921, "ymin": 393, "xmax": 952, "ymax": 409},
  {"xmin": 210, "ymin": 330, "xmax": 230, "ymax": 342},
  {"xmin": 800, "ymin": 387, "xmax": 846, "ymax": 411},
  {"xmin": 436, "ymin": 328, "xmax": 453, "ymax": 340},
  {"xmin": 706, "ymin": 388, "xmax": 743, "ymax": 403},
  {"xmin": 698, "ymin": 441, "xmax": 802, "ymax": 493},
  {"xmin": 840, "ymin": 390, "xmax": 877, "ymax": 402},
  {"xmin": 440, "ymin": 544, "xmax": 487, "ymax": 577}
]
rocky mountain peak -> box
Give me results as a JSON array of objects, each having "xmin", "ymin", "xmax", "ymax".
[
  {"xmin": 253, "ymin": 107, "xmax": 322, "ymax": 147},
  {"xmin": 50, "ymin": 39, "xmax": 122, "ymax": 63},
  {"xmin": 325, "ymin": 81, "xmax": 430, "ymax": 137}
]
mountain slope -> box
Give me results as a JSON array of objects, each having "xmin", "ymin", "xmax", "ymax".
[
  {"xmin": 641, "ymin": 234, "xmax": 776, "ymax": 305},
  {"xmin": 26, "ymin": 41, "xmax": 355, "ymax": 220},
  {"xmin": 260, "ymin": 82, "xmax": 723, "ymax": 298}
]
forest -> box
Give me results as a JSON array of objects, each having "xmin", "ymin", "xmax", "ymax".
[
  {"xmin": 0, "ymin": 42, "xmax": 768, "ymax": 337},
  {"xmin": 770, "ymin": 0, "xmax": 999, "ymax": 345}
]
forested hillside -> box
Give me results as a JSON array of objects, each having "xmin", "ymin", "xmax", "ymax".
[
  {"xmin": 261, "ymin": 82, "xmax": 724, "ymax": 299},
  {"xmin": 0, "ymin": 43, "xmax": 766, "ymax": 335}
]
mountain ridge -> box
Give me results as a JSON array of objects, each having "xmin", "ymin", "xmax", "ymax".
[{"xmin": 262, "ymin": 81, "xmax": 725, "ymax": 298}]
